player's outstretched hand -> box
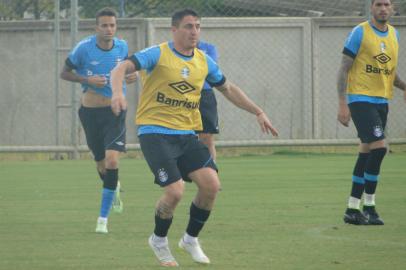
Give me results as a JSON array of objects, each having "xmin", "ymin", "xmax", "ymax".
[
  {"xmin": 256, "ymin": 112, "xmax": 278, "ymax": 137},
  {"xmin": 111, "ymin": 93, "xmax": 127, "ymax": 116}
]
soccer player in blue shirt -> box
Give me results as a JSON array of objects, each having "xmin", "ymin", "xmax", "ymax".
[
  {"xmin": 337, "ymin": 0, "xmax": 406, "ymax": 225},
  {"xmin": 110, "ymin": 9, "xmax": 278, "ymax": 267},
  {"xmin": 60, "ymin": 7, "xmax": 137, "ymax": 234},
  {"xmin": 196, "ymin": 41, "xmax": 219, "ymax": 161}
]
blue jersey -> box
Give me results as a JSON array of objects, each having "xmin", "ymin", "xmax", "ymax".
[
  {"xmin": 197, "ymin": 41, "xmax": 218, "ymax": 91},
  {"xmin": 67, "ymin": 35, "xmax": 128, "ymax": 98}
]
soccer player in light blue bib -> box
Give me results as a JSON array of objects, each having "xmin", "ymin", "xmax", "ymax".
[{"xmin": 61, "ymin": 7, "xmax": 137, "ymax": 234}]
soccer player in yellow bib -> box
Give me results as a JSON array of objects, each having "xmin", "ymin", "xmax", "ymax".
[
  {"xmin": 111, "ymin": 9, "xmax": 278, "ymax": 267},
  {"xmin": 337, "ymin": 0, "xmax": 406, "ymax": 225}
]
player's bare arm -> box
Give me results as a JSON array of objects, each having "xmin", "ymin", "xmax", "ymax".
[
  {"xmin": 110, "ymin": 59, "xmax": 136, "ymax": 115},
  {"xmin": 60, "ymin": 64, "xmax": 107, "ymax": 88},
  {"xmin": 394, "ymin": 73, "xmax": 406, "ymax": 102},
  {"xmin": 215, "ymin": 81, "xmax": 278, "ymax": 136},
  {"xmin": 336, "ymin": 54, "xmax": 354, "ymax": 127}
]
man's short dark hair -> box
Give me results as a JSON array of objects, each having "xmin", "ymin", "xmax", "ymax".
[
  {"xmin": 171, "ymin": 9, "xmax": 200, "ymax": 27},
  {"xmin": 96, "ymin": 7, "xmax": 117, "ymax": 24},
  {"xmin": 371, "ymin": 0, "xmax": 392, "ymax": 4}
]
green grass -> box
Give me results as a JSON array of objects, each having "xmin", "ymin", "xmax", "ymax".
[{"xmin": 1, "ymin": 153, "xmax": 406, "ymax": 270}]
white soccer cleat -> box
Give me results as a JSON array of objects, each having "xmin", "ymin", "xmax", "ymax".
[
  {"xmin": 148, "ymin": 235, "xmax": 179, "ymax": 267},
  {"xmin": 178, "ymin": 237, "xmax": 210, "ymax": 264},
  {"xmin": 112, "ymin": 181, "xmax": 123, "ymax": 213},
  {"xmin": 95, "ymin": 217, "xmax": 108, "ymax": 234}
]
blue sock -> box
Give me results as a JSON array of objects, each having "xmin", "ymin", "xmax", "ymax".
[{"xmin": 100, "ymin": 188, "xmax": 115, "ymax": 218}]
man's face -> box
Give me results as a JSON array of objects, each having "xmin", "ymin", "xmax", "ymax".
[
  {"xmin": 371, "ymin": 0, "xmax": 393, "ymax": 24},
  {"xmin": 172, "ymin": 15, "xmax": 200, "ymax": 51},
  {"xmin": 96, "ymin": 16, "xmax": 117, "ymax": 42}
]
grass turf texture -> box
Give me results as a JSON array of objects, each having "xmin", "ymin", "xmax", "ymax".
[{"xmin": 1, "ymin": 152, "xmax": 405, "ymax": 270}]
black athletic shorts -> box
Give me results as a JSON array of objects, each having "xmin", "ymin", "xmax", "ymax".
[
  {"xmin": 139, "ymin": 133, "xmax": 218, "ymax": 187},
  {"xmin": 78, "ymin": 106, "xmax": 126, "ymax": 161},
  {"xmin": 348, "ymin": 102, "xmax": 388, "ymax": 143},
  {"xmin": 197, "ymin": 90, "xmax": 219, "ymax": 134}
]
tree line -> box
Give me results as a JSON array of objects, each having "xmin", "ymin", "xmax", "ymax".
[
  {"xmin": 0, "ymin": 0, "xmax": 224, "ymax": 20},
  {"xmin": 1, "ymin": 0, "xmax": 405, "ymax": 21}
]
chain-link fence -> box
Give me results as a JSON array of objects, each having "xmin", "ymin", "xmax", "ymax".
[
  {"xmin": 1, "ymin": 0, "xmax": 406, "ymax": 19},
  {"xmin": 0, "ymin": 0, "xmax": 405, "ymax": 156}
]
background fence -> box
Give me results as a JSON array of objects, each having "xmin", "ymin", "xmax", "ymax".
[{"xmin": 0, "ymin": 0, "xmax": 405, "ymax": 156}]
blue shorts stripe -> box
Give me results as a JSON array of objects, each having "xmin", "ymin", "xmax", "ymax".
[
  {"xmin": 106, "ymin": 127, "xmax": 126, "ymax": 149},
  {"xmin": 203, "ymin": 157, "xmax": 213, "ymax": 168},
  {"xmin": 352, "ymin": 175, "xmax": 365, "ymax": 184}
]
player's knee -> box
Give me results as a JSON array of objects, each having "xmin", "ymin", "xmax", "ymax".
[
  {"xmin": 211, "ymin": 181, "xmax": 221, "ymax": 197},
  {"xmin": 165, "ymin": 181, "xmax": 185, "ymax": 204},
  {"xmin": 170, "ymin": 189, "xmax": 184, "ymax": 204},
  {"xmin": 105, "ymin": 156, "xmax": 119, "ymax": 169},
  {"xmin": 203, "ymin": 178, "xmax": 221, "ymax": 200},
  {"xmin": 368, "ymin": 140, "xmax": 384, "ymax": 149},
  {"xmin": 105, "ymin": 150, "xmax": 120, "ymax": 169}
]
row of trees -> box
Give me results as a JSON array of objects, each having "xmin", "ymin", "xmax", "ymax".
[
  {"xmin": 0, "ymin": 0, "xmax": 225, "ymax": 20},
  {"xmin": 1, "ymin": 0, "xmax": 405, "ymax": 21}
]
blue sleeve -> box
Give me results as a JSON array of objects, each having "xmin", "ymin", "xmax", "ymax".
[
  {"xmin": 123, "ymin": 40, "xmax": 129, "ymax": 57},
  {"xmin": 130, "ymin": 45, "xmax": 161, "ymax": 72},
  {"xmin": 343, "ymin": 25, "xmax": 363, "ymax": 58},
  {"xmin": 68, "ymin": 41, "xmax": 86, "ymax": 69},
  {"xmin": 202, "ymin": 44, "xmax": 218, "ymax": 89},
  {"xmin": 206, "ymin": 54, "xmax": 225, "ymax": 87},
  {"xmin": 205, "ymin": 44, "xmax": 218, "ymax": 63}
]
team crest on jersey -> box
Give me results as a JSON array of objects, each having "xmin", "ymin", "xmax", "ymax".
[
  {"xmin": 181, "ymin": 67, "xmax": 190, "ymax": 78},
  {"xmin": 157, "ymin": 168, "xmax": 168, "ymax": 183},
  {"xmin": 380, "ymin": 42, "xmax": 386, "ymax": 52},
  {"xmin": 373, "ymin": 125, "xmax": 383, "ymax": 138}
]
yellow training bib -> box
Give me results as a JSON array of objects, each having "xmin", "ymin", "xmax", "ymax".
[
  {"xmin": 347, "ymin": 21, "xmax": 398, "ymax": 99},
  {"xmin": 135, "ymin": 42, "xmax": 208, "ymax": 131}
]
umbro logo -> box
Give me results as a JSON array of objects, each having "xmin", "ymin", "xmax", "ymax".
[
  {"xmin": 374, "ymin": 53, "xmax": 391, "ymax": 64},
  {"xmin": 115, "ymin": 141, "xmax": 124, "ymax": 146},
  {"xmin": 169, "ymin": 81, "xmax": 195, "ymax": 94},
  {"xmin": 90, "ymin": 61, "xmax": 99, "ymax": 65}
]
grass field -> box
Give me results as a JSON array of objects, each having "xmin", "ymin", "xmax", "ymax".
[{"xmin": 1, "ymin": 152, "xmax": 405, "ymax": 270}]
